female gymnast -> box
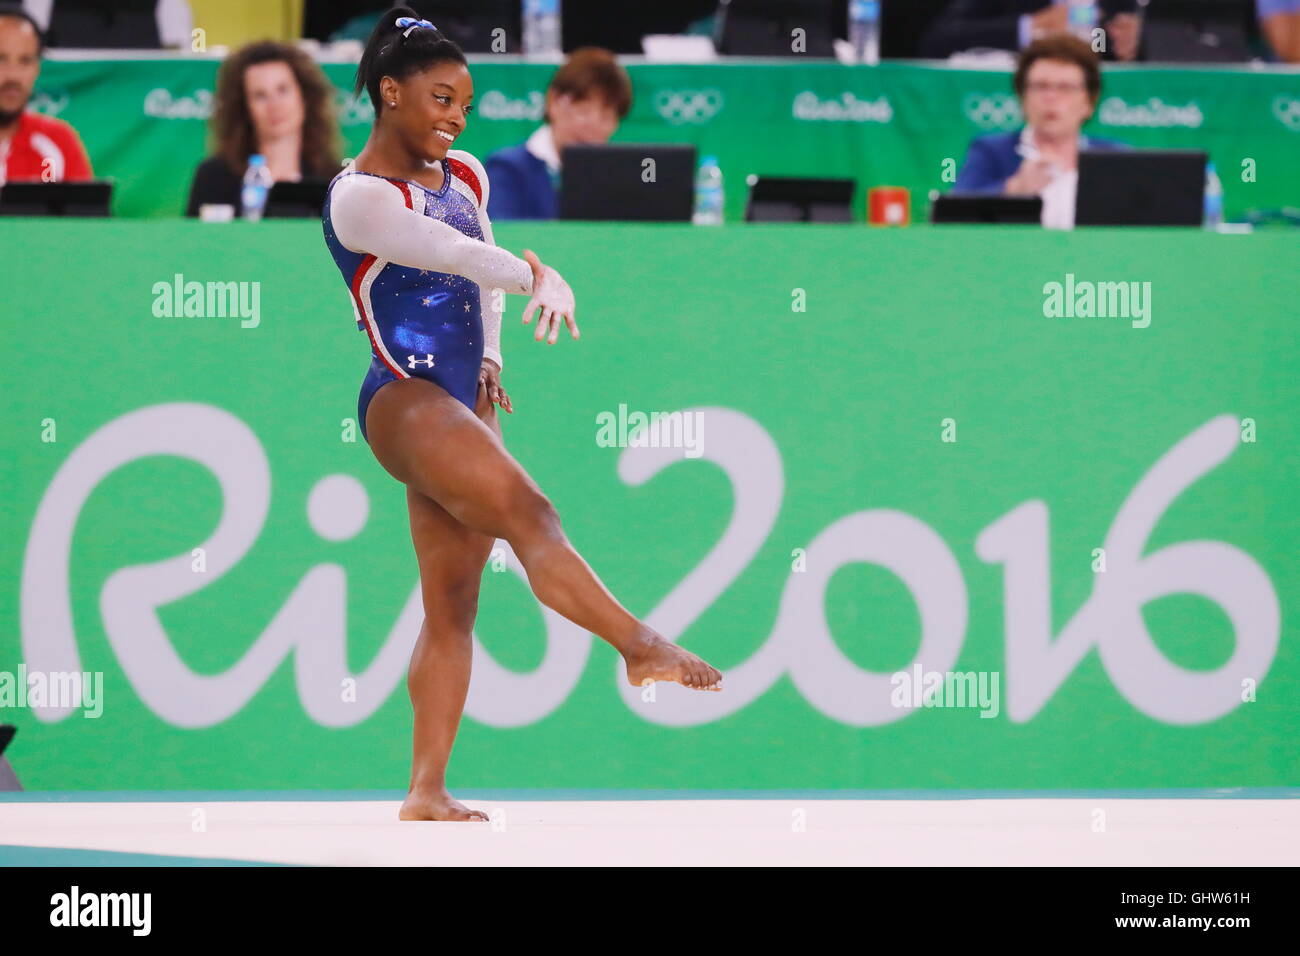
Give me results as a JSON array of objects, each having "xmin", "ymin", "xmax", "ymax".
[{"xmin": 323, "ymin": 8, "xmax": 723, "ymax": 822}]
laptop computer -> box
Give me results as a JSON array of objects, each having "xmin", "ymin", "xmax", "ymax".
[
  {"xmin": 264, "ymin": 179, "xmax": 330, "ymax": 219},
  {"xmin": 1075, "ymin": 149, "xmax": 1207, "ymax": 226},
  {"xmin": 0, "ymin": 180, "xmax": 112, "ymax": 216},
  {"xmin": 745, "ymin": 176, "xmax": 855, "ymax": 223},
  {"xmin": 931, "ymin": 194, "xmax": 1043, "ymax": 224},
  {"xmin": 560, "ymin": 144, "xmax": 697, "ymax": 222}
]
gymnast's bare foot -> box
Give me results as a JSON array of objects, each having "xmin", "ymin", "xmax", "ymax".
[
  {"xmin": 399, "ymin": 787, "xmax": 489, "ymax": 822},
  {"xmin": 624, "ymin": 631, "xmax": 723, "ymax": 691}
]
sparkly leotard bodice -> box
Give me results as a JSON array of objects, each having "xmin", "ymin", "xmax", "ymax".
[{"xmin": 321, "ymin": 150, "xmax": 532, "ymax": 442}]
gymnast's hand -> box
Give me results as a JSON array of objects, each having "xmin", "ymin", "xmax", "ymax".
[
  {"xmin": 479, "ymin": 357, "xmax": 512, "ymax": 414},
  {"xmin": 521, "ymin": 249, "xmax": 579, "ymax": 346}
]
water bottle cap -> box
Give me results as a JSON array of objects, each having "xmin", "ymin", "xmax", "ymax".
[
  {"xmin": 249, "ymin": 154, "xmax": 266, "ymax": 165},
  {"xmin": 701, "ymin": 155, "xmax": 719, "ymax": 166}
]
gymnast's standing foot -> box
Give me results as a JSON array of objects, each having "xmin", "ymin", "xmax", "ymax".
[{"xmin": 399, "ymin": 786, "xmax": 488, "ymax": 822}]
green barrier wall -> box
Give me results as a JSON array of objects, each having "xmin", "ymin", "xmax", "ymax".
[
  {"xmin": 29, "ymin": 57, "xmax": 1300, "ymax": 220},
  {"xmin": 1, "ymin": 221, "xmax": 1297, "ymax": 791}
]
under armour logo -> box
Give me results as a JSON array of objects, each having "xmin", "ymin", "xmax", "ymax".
[{"xmin": 406, "ymin": 353, "xmax": 435, "ymax": 369}]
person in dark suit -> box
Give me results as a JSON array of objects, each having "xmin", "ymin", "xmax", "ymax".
[
  {"xmin": 1258, "ymin": 0, "xmax": 1300, "ymax": 62},
  {"xmin": 922, "ymin": 0, "xmax": 1142, "ymax": 61},
  {"xmin": 484, "ymin": 47, "xmax": 631, "ymax": 221},
  {"xmin": 185, "ymin": 41, "xmax": 341, "ymax": 217},
  {"xmin": 954, "ymin": 34, "xmax": 1126, "ymax": 228}
]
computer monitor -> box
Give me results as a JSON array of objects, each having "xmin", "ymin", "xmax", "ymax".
[
  {"xmin": 1075, "ymin": 149, "xmax": 1206, "ymax": 227},
  {"xmin": 714, "ymin": 0, "xmax": 836, "ymax": 56},
  {"xmin": 404, "ymin": 0, "xmax": 520, "ymax": 53},
  {"xmin": 559, "ymin": 144, "xmax": 697, "ymax": 222},
  {"xmin": 265, "ymin": 179, "xmax": 330, "ymax": 219},
  {"xmin": 930, "ymin": 194, "xmax": 1043, "ymax": 224},
  {"xmin": 1142, "ymin": 0, "xmax": 1252, "ymax": 63},
  {"xmin": 745, "ymin": 176, "xmax": 855, "ymax": 223},
  {"xmin": 48, "ymin": 0, "xmax": 161, "ymax": 48},
  {"xmin": 0, "ymin": 180, "xmax": 112, "ymax": 217}
]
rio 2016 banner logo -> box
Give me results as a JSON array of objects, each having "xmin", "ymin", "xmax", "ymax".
[{"xmin": 21, "ymin": 405, "xmax": 1278, "ymax": 730}]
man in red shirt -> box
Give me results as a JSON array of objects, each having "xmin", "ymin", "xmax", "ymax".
[{"xmin": 0, "ymin": 6, "xmax": 92, "ymax": 184}]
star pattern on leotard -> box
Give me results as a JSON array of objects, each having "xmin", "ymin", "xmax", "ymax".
[{"xmin": 326, "ymin": 165, "xmax": 493, "ymax": 414}]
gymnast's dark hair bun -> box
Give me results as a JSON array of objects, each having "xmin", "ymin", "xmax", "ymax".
[{"xmin": 354, "ymin": 5, "xmax": 467, "ymax": 113}]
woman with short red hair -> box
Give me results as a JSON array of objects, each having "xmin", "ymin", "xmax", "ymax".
[{"xmin": 484, "ymin": 47, "xmax": 632, "ymax": 220}]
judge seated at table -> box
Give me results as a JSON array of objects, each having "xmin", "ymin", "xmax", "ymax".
[
  {"xmin": 0, "ymin": 7, "xmax": 94, "ymax": 183},
  {"xmin": 952, "ymin": 35, "xmax": 1127, "ymax": 229},
  {"xmin": 484, "ymin": 47, "xmax": 631, "ymax": 221},
  {"xmin": 922, "ymin": 0, "xmax": 1142, "ymax": 61},
  {"xmin": 185, "ymin": 40, "xmax": 340, "ymax": 217}
]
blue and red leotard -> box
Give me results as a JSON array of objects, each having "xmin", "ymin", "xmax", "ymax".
[{"xmin": 322, "ymin": 149, "xmax": 533, "ymax": 442}]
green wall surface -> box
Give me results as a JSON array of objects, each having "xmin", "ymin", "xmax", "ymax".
[{"xmin": 1, "ymin": 221, "xmax": 1296, "ymax": 791}]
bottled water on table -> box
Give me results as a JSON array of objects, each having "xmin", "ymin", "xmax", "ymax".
[
  {"xmin": 523, "ymin": 0, "xmax": 562, "ymax": 56},
  {"xmin": 693, "ymin": 155, "xmax": 724, "ymax": 226},
  {"xmin": 241, "ymin": 154, "xmax": 273, "ymax": 222},
  {"xmin": 849, "ymin": 0, "xmax": 881, "ymax": 65},
  {"xmin": 1067, "ymin": 0, "xmax": 1097, "ymax": 43},
  {"xmin": 1203, "ymin": 161, "xmax": 1223, "ymax": 230}
]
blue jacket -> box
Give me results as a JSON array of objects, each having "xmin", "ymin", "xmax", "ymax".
[
  {"xmin": 484, "ymin": 144, "xmax": 558, "ymax": 221},
  {"xmin": 954, "ymin": 129, "xmax": 1128, "ymax": 194}
]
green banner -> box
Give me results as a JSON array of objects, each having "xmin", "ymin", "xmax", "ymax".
[
  {"xmin": 29, "ymin": 56, "xmax": 1300, "ymax": 220},
  {"xmin": 1, "ymin": 221, "xmax": 1297, "ymax": 791}
]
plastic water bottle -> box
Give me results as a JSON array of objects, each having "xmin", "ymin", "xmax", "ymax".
[
  {"xmin": 849, "ymin": 0, "xmax": 881, "ymax": 65},
  {"xmin": 1203, "ymin": 162, "xmax": 1223, "ymax": 230},
  {"xmin": 693, "ymin": 156, "xmax": 724, "ymax": 226},
  {"xmin": 1067, "ymin": 0, "xmax": 1097, "ymax": 43},
  {"xmin": 241, "ymin": 153, "xmax": 273, "ymax": 222},
  {"xmin": 522, "ymin": 0, "xmax": 561, "ymax": 56}
]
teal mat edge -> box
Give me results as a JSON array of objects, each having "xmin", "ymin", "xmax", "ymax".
[
  {"xmin": 1, "ymin": 788, "xmax": 1297, "ymax": 802},
  {"xmin": 0, "ymin": 844, "xmax": 289, "ymax": 866}
]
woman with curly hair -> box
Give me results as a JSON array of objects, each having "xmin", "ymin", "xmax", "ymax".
[{"xmin": 185, "ymin": 41, "xmax": 342, "ymax": 217}]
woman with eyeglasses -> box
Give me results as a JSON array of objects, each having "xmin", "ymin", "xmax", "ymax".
[
  {"xmin": 322, "ymin": 7, "xmax": 723, "ymax": 823},
  {"xmin": 953, "ymin": 35, "xmax": 1127, "ymax": 229}
]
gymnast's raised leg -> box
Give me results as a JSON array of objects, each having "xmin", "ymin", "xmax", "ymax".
[{"xmin": 383, "ymin": 379, "xmax": 721, "ymax": 821}]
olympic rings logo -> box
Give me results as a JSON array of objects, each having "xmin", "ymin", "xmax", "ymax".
[
  {"xmin": 1271, "ymin": 96, "xmax": 1300, "ymax": 132},
  {"xmin": 963, "ymin": 93, "xmax": 1022, "ymax": 131},
  {"xmin": 653, "ymin": 89, "xmax": 724, "ymax": 126},
  {"xmin": 29, "ymin": 90, "xmax": 69, "ymax": 117},
  {"xmin": 334, "ymin": 91, "xmax": 375, "ymax": 127}
]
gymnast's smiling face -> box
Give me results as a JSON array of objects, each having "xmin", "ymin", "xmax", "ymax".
[{"xmin": 380, "ymin": 60, "xmax": 473, "ymax": 163}]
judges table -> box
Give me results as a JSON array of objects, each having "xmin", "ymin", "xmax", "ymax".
[{"xmin": 32, "ymin": 55, "xmax": 1300, "ymax": 219}]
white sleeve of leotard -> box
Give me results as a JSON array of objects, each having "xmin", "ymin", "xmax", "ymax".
[
  {"xmin": 329, "ymin": 174, "xmax": 535, "ymax": 326},
  {"xmin": 454, "ymin": 151, "xmax": 506, "ymax": 370}
]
